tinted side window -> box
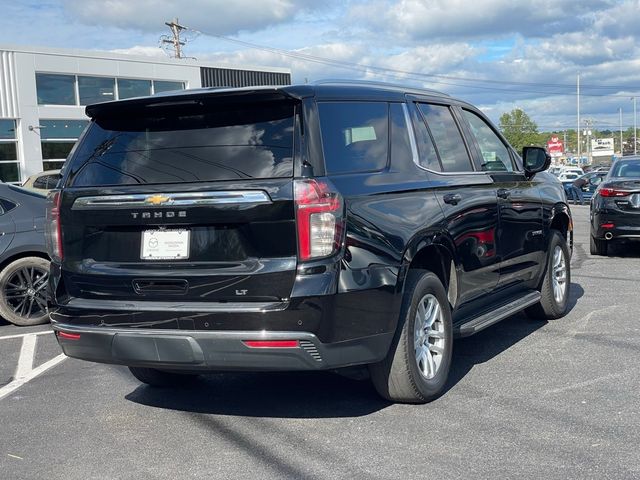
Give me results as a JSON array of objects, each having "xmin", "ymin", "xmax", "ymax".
[
  {"xmin": 0, "ymin": 199, "xmax": 16, "ymax": 213},
  {"xmin": 408, "ymin": 103, "xmax": 441, "ymax": 171},
  {"xmin": 318, "ymin": 102, "xmax": 388, "ymax": 174},
  {"xmin": 418, "ymin": 103, "xmax": 473, "ymax": 173},
  {"xmin": 462, "ymin": 109, "xmax": 513, "ymax": 172}
]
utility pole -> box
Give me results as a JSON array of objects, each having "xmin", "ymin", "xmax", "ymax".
[{"xmin": 162, "ymin": 18, "xmax": 186, "ymax": 58}]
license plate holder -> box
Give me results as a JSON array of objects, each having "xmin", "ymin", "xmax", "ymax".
[{"xmin": 141, "ymin": 229, "xmax": 190, "ymax": 260}]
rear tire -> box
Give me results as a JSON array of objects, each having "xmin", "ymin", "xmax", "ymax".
[
  {"xmin": 128, "ymin": 367, "xmax": 199, "ymax": 387},
  {"xmin": 590, "ymin": 234, "xmax": 608, "ymax": 256},
  {"xmin": 369, "ymin": 270, "xmax": 453, "ymax": 403},
  {"xmin": 526, "ymin": 231, "xmax": 571, "ymax": 320},
  {"xmin": 0, "ymin": 256, "xmax": 50, "ymax": 326}
]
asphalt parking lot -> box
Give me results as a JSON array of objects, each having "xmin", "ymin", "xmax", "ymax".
[{"xmin": 1, "ymin": 205, "xmax": 639, "ymax": 480}]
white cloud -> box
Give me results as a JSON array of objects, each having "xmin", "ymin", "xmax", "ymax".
[
  {"xmin": 63, "ymin": 0, "xmax": 329, "ymax": 35},
  {"xmin": 110, "ymin": 46, "xmax": 166, "ymax": 58},
  {"xmin": 3, "ymin": 0, "xmax": 639, "ymax": 133},
  {"xmin": 348, "ymin": 0, "xmax": 610, "ymax": 41}
]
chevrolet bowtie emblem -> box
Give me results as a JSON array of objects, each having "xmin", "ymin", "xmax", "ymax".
[{"xmin": 145, "ymin": 195, "xmax": 171, "ymax": 205}]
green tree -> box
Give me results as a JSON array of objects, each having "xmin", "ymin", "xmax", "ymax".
[{"xmin": 499, "ymin": 108, "xmax": 541, "ymax": 154}]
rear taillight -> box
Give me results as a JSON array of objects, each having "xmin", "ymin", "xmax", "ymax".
[
  {"xmin": 599, "ymin": 188, "xmax": 631, "ymax": 197},
  {"xmin": 294, "ymin": 179, "xmax": 344, "ymax": 261},
  {"xmin": 45, "ymin": 190, "xmax": 63, "ymax": 262},
  {"xmin": 57, "ymin": 331, "xmax": 80, "ymax": 341}
]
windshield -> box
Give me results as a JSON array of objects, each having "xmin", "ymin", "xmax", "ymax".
[
  {"xmin": 609, "ymin": 160, "xmax": 640, "ymax": 178},
  {"xmin": 67, "ymin": 102, "xmax": 296, "ymax": 186}
]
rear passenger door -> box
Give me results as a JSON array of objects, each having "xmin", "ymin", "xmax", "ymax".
[
  {"xmin": 410, "ymin": 101, "xmax": 500, "ymax": 307},
  {"xmin": 0, "ymin": 200, "xmax": 16, "ymax": 255},
  {"xmin": 459, "ymin": 108, "xmax": 545, "ymax": 292}
]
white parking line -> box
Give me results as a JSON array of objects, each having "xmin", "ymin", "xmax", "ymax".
[
  {"xmin": 0, "ymin": 333, "xmax": 67, "ymax": 401},
  {"xmin": 0, "ymin": 330, "xmax": 53, "ymax": 341},
  {"xmin": 14, "ymin": 334, "xmax": 36, "ymax": 379}
]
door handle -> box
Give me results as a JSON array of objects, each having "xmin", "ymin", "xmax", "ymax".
[
  {"xmin": 497, "ymin": 189, "xmax": 511, "ymax": 199},
  {"xmin": 443, "ymin": 193, "xmax": 462, "ymax": 205}
]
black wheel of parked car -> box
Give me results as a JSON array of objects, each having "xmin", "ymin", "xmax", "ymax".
[
  {"xmin": 370, "ymin": 270, "xmax": 453, "ymax": 403},
  {"xmin": 128, "ymin": 367, "xmax": 199, "ymax": 387},
  {"xmin": 0, "ymin": 256, "xmax": 50, "ymax": 326},
  {"xmin": 589, "ymin": 234, "xmax": 608, "ymax": 256},
  {"xmin": 526, "ymin": 231, "xmax": 571, "ymax": 320}
]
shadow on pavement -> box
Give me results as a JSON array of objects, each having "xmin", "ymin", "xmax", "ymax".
[
  {"xmin": 606, "ymin": 241, "xmax": 640, "ymax": 257},
  {"xmin": 444, "ymin": 281, "xmax": 583, "ymax": 395},
  {"xmin": 125, "ymin": 282, "xmax": 584, "ymax": 417},
  {"xmin": 125, "ymin": 369, "xmax": 390, "ymax": 418},
  {"xmin": 566, "ymin": 281, "xmax": 585, "ymax": 312}
]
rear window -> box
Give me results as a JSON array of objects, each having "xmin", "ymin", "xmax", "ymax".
[
  {"xmin": 67, "ymin": 102, "xmax": 296, "ymax": 186},
  {"xmin": 318, "ymin": 102, "xmax": 389, "ymax": 174},
  {"xmin": 610, "ymin": 160, "xmax": 640, "ymax": 178}
]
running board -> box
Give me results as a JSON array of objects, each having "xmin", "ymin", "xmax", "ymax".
[{"xmin": 455, "ymin": 291, "xmax": 541, "ymax": 338}]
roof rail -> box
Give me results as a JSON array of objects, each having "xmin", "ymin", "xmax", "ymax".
[{"xmin": 311, "ymin": 78, "xmax": 449, "ymax": 97}]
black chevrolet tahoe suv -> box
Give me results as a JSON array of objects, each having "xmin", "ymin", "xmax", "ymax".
[{"xmin": 48, "ymin": 82, "xmax": 572, "ymax": 403}]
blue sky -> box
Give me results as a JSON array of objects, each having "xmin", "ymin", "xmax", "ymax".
[{"xmin": 2, "ymin": 0, "xmax": 640, "ymax": 132}]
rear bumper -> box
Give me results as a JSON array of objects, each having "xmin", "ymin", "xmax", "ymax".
[
  {"xmin": 591, "ymin": 208, "xmax": 640, "ymax": 240},
  {"xmin": 52, "ymin": 323, "xmax": 392, "ymax": 371}
]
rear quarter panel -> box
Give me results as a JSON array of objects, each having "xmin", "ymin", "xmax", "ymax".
[{"xmin": 329, "ymin": 173, "xmax": 445, "ymax": 339}]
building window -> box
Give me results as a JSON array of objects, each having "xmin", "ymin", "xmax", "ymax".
[
  {"xmin": 0, "ymin": 119, "xmax": 20, "ymax": 182},
  {"xmin": 40, "ymin": 119, "xmax": 88, "ymax": 171},
  {"xmin": 153, "ymin": 80, "xmax": 185, "ymax": 93},
  {"xmin": 118, "ymin": 79, "xmax": 152, "ymax": 99},
  {"xmin": 36, "ymin": 73, "xmax": 76, "ymax": 105},
  {"xmin": 78, "ymin": 76, "xmax": 116, "ymax": 105},
  {"xmin": 36, "ymin": 73, "xmax": 186, "ymax": 105}
]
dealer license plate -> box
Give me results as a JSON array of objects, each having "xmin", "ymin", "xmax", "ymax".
[{"xmin": 141, "ymin": 229, "xmax": 190, "ymax": 260}]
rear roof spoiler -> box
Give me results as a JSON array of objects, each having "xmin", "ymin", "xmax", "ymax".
[{"xmin": 85, "ymin": 85, "xmax": 313, "ymax": 119}]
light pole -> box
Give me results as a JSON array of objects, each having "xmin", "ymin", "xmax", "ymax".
[
  {"xmin": 633, "ymin": 96, "xmax": 637, "ymax": 155},
  {"xmin": 620, "ymin": 107, "xmax": 623, "ymax": 156},
  {"xmin": 577, "ymin": 74, "xmax": 581, "ymax": 160}
]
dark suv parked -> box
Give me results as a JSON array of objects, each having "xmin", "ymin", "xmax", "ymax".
[{"xmin": 48, "ymin": 82, "xmax": 572, "ymax": 403}]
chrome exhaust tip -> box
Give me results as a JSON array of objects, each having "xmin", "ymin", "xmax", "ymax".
[{"xmin": 604, "ymin": 232, "xmax": 613, "ymax": 240}]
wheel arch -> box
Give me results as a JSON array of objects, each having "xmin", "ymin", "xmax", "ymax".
[
  {"xmin": 549, "ymin": 204, "xmax": 573, "ymax": 253},
  {"xmin": 400, "ymin": 231, "xmax": 458, "ymax": 307},
  {"xmin": 0, "ymin": 246, "xmax": 50, "ymax": 271}
]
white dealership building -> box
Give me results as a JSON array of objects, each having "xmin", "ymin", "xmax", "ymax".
[{"xmin": 0, "ymin": 45, "xmax": 291, "ymax": 183}]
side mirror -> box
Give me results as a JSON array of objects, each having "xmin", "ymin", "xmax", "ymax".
[{"xmin": 522, "ymin": 146, "xmax": 551, "ymax": 178}]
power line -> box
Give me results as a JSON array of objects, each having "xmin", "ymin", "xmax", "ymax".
[{"xmin": 189, "ymin": 28, "xmax": 640, "ymax": 98}]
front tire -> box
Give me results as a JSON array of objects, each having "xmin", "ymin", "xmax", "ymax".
[
  {"xmin": 0, "ymin": 256, "xmax": 50, "ymax": 326},
  {"xmin": 369, "ymin": 270, "xmax": 453, "ymax": 403},
  {"xmin": 526, "ymin": 231, "xmax": 571, "ymax": 320},
  {"xmin": 128, "ymin": 367, "xmax": 199, "ymax": 387}
]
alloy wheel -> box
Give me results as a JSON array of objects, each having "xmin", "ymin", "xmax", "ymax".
[
  {"xmin": 552, "ymin": 245, "xmax": 567, "ymax": 304},
  {"xmin": 414, "ymin": 294, "xmax": 446, "ymax": 380},
  {"xmin": 4, "ymin": 265, "xmax": 49, "ymax": 319}
]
